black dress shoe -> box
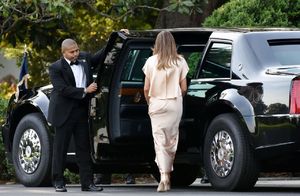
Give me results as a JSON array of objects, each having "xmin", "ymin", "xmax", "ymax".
[
  {"xmin": 81, "ymin": 184, "xmax": 103, "ymax": 192},
  {"xmin": 55, "ymin": 185, "xmax": 67, "ymax": 192}
]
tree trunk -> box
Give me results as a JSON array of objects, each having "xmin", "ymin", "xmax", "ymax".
[{"xmin": 155, "ymin": 0, "xmax": 228, "ymax": 28}]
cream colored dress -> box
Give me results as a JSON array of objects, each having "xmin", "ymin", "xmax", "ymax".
[{"xmin": 142, "ymin": 55, "xmax": 189, "ymax": 173}]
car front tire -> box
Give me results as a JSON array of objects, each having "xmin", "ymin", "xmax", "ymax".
[
  {"xmin": 203, "ymin": 113, "xmax": 258, "ymax": 191},
  {"xmin": 12, "ymin": 113, "xmax": 52, "ymax": 187}
]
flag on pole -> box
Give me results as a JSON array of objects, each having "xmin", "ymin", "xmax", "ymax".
[{"xmin": 15, "ymin": 49, "xmax": 30, "ymax": 101}]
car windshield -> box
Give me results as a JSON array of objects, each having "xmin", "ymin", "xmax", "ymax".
[{"xmin": 269, "ymin": 40, "xmax": 300, "ymax": 66}]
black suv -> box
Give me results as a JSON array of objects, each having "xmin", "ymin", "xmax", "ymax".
[{"xmin": 2, "ymin": 28, "xmax": 300, "ymax": 191}]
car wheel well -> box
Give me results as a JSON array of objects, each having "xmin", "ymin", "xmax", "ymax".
[
  {"xmin": 201, "ymin": 103, "xmax": 249, "ymax": 147},
  {"xmin": 202, "ymin": 103, "xmax": 233, "ymax": 130}
]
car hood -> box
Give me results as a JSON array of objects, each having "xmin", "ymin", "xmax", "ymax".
[{"xmin": 39, "ymin": 84, "xmax": 53, "ymax": 98}]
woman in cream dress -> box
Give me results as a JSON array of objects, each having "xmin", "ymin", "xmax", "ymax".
[{"xmin": 143, "ymin": 31, "xmax": 189, "ymax": 192}]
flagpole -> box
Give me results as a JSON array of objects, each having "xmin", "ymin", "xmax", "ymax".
[{"xmin": 24, "ymin": 44, "xmax": 28, "ymax": 89}]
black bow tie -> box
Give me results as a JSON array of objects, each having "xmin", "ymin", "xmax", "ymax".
[{"xmin": 70, "ymin": 60, "xmax": 79, "ymax": 65}]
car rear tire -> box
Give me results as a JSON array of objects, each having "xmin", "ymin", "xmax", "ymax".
[
  {"xmin": 203, "ymin": 113, "xmax": 258, "ymax": 191},
  {"xmin": 12, "ymin": 113, "xmax": 52, "ymax": 187}
]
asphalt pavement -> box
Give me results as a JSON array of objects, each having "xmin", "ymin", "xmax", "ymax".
[{"xmin": 1, "ymin": 178, "xmax": 300, "ymax": 196}]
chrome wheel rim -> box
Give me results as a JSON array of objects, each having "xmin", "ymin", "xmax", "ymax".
[
  {"xmin": 210, "ymin": 130, "xmax": 234, "ymax": 177},
  {"xmin": 18, "ymin": 129, "xmax": 41, "ymax": 174}
]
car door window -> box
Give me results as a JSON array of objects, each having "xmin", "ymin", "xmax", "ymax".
[
  {"xmin": 121, "ymin": 49, "xmax": 152, "ymax": 82},
  {"xmin": 178, "ymin": 45, "xmax": 205, "ymax": 78},
  {"xmin": 121, "ymin": 45, "xmax": 205, "ymax": 82},
  {"xmin": 198, "ymin": 42, "xmax": 232, "ymax": 79}
]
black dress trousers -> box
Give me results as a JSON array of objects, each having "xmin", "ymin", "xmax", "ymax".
[{"xmin": 52, "ymin": 100, "xmax": 92, "ymax": 187}]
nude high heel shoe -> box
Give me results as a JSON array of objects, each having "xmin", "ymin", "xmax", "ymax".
[
  {"xmin": 157, "ymin": 173, "xmax": 170, "ymax": 192},
  {"xmin": 164, "ymin": 173, "xmax": 170, "ymax": 191},
  {"xmin": 157, "ymin": 181, "xmax": 165, "ymax": 192}
]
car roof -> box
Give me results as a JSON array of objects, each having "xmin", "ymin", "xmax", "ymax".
[
  {"xmin": 120, "ymin": 27, "xmax": 300, "ymax": 44},
  {"xmin": 125, "ymin": 27, "xmax": 300, "ymax": 37}
]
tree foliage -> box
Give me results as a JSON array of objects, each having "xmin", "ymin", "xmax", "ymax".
[
  {"xmin": 0, "ymin": 0, "xmax": 75, "ymax": 46},
  {"xmin": 0, "ymin": 87, "xmax": 16, "ymax": 181},
  {"xmin": 1, "ymin": 0, "xmax": 207, "ymax": 50},
  {"xmin": 203, "ymin": 0, "xmax": 300, "ymax": 27},
  {"xmin": 109, "ymin": 0, "xmax": 205, "ymax": 20},
  {"xmin": 1, "ymin": 0, "xmax": 210, "ymax": 88}
]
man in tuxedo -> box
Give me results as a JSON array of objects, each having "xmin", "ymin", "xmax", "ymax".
[{"xmin": 48, "ymin": 38, "xmax": 104, "ymax": 192}]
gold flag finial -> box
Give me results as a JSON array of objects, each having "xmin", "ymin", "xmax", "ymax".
[{"xmin": 24, "ymin": 44, "xmax": 27, "ymax": 53}]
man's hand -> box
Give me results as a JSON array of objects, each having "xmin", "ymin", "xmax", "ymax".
[
  {"xmin": 120, "ymin": 29, "xmax": 129, "ymax": 34},
  {"xmin": 86, "ymin": 82, "xmax": 97, "ymax": 93}
]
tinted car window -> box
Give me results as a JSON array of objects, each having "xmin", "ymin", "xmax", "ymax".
[
  {"xmin": 122, "ymin": 45, "xmax": 205, "ymax": 82},
  {"xmin": 178, "ymin": 45, "xmax": 205, "ymax": 78},
  {"xmin": 98, "ymin": 38, "xmax": 123, "ymax": 85},
  {"xmin": 269, "ymin": 40, "xmax": 300, "ymax": 65},
  {"xmin": 199, "ymin": 42, "xmax": 232, "ymax": 79},
  {"xmin": 121, "ymin": 49, "xmax": 152, "ymax": 81}
]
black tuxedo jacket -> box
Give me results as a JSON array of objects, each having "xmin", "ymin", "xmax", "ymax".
[{"xmin": 48, "ymin": 50, "xmax": 104, "ymax": 127}]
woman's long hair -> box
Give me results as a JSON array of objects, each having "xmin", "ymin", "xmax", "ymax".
[{"xmin": 153, "ymin": 31, "xmax": 181, "ymax": 70}]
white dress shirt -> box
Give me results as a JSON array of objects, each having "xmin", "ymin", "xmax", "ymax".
[{"xmin": 65, "ymin": 58, "xmax": 87, "ymax": 89}]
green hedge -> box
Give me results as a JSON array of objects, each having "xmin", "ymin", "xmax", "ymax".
[
  {"xmin": 203, "ymin": 0, "xmax": 300, "ymax": 28},
  {"xmin": 0, "ymin": 97, "xmax": 15, "ymax": 182}
]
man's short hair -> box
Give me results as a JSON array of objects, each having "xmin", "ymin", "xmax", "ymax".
[{"xmin": 61, "ymin": 39, "xmax": 77, "ymax": 53}]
